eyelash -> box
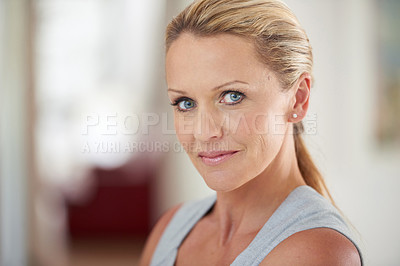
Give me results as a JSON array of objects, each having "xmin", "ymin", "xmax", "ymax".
[{"xmin": 170, "ymin": 89, "xmax": 246, "ymax": 112}]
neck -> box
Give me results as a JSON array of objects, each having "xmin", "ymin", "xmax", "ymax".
[{"xmin": 211, "ymin": 130, "xmax": 306, "ymax": 246}]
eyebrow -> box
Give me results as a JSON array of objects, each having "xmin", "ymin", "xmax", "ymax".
[{"xmin": 167, "ymin": 80, "xmax": 249, "ymax": 94}]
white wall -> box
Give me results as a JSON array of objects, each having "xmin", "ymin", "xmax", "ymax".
[
  {"xmin": 0, "ymin": 0, "xmax": 31, "ymax": 265},
  {"xmin": 162, "ymin": 0, "xmax": 400, "ymax": 265}
]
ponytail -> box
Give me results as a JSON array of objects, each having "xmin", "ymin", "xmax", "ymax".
[{"xmin": 293, "ymin": 122, "xmax": 335, "ymax": 204}]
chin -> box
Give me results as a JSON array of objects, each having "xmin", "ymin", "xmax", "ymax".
[
  {"xmin": 186, "ymin": 150, "xmax": 258, "ymax": 192},
  {"xmin": 197, "ymin": 168, "xmax": 250, "ymax": 192}
]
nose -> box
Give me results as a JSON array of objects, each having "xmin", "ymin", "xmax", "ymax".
[{"xmin": 193, "ymin": 108, "xmax": 224, "ymax": 142}]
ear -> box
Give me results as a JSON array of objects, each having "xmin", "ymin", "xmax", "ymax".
[{"xmin": 288, "ymin": 73, "xmax": 311, "ymax": 122}]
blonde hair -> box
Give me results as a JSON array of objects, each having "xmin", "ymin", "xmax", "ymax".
[{"xmin": 165, "ymin": 0, "xmax": 334, "ymax": 202}]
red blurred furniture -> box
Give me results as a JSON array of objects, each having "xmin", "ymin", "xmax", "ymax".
[{"xmin": 66, "ymin": 159, "xmax": 155, "ymax": 239}]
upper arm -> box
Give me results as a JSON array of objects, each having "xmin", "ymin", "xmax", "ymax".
[
  {"xmin": 260, "ymin": 228, "xmax": 361, "ymax": 266},
  {"xmin": 139, "ymin": 204, "xmax": 182, "ymax": 266}
]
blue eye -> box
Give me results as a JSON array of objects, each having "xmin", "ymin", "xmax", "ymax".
[
  {"xmin": 177, "ymin": 99, "xmax": 195, "ymax": 111},
  {"xmin": 170, "ymin": 97, "xmax": 196, "ymax": 112},
  {"xmin": 221, "ymin": 91, "xmax": 243, "ymax": 104}
]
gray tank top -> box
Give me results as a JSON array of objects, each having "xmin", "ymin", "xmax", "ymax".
[{"xmin": 151, "ymin": 185, "xmax": 363, "ymax": 265}]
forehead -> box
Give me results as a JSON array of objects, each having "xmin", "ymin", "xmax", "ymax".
[{"xmin": 165, "ymin": 33, "xmax": 268, "ymax": 89}]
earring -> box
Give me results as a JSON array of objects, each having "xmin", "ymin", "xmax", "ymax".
[{"xmin": 292, "ymin": 113, "xmax": 298, "ymax": 118}]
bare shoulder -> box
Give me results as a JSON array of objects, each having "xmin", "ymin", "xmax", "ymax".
[
  {"xmin": 139, "ymin": 204, "xmax": 182, "ymax": 266},
  {"xmin": 260, "ymin": 228, "xmax": 361, "ymax": 266}
]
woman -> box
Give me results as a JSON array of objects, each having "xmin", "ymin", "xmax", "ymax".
[{"xmin": 141, "ymin": 0, "xmax": 363, "ymax": 265}]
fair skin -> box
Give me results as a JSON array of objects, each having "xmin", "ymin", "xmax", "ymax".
[{"xmin": 140, "ymin": 33, "xmax": 361, "ymax": 265}]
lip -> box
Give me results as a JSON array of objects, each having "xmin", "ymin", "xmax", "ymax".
[{"xmin": 198, "ymin": 150, "xmax": 239, "ymax": 166}]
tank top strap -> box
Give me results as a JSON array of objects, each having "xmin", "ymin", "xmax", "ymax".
[{"xmin": 150, "ymin": 194, "xmax": 217, "ymax": 266}]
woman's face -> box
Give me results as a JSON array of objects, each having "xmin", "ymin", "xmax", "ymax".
[{"xmin": 166, "ymin": 33, "xmax": 293, "ymax": 192}]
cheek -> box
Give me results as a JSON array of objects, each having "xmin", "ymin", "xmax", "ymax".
[
  {"xmin": 251, "ymin": 108, "xmax": 287, "ymax": 136},
  {"xmin": 227, "ymin": 113, "xmax": 269, "ymax": 156},
  {"xmin": 231, "ymin": 111, "xmax": 285, "ymax": 160},
  {"xmin": 227, "ymin": 110, "xmax": 271, "ymax": 137},
  {"xmin": 174, "ymin": 114, "xmax": 195, "ymax": 146},
  {"xmin": 244, "ymin": 129, "xmax": 284, "ymax": 172}
]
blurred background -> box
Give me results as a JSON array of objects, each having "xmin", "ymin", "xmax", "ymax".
[{"xmin": 0, "ymin": 0, "xmax": 399, "ymax": 265}]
